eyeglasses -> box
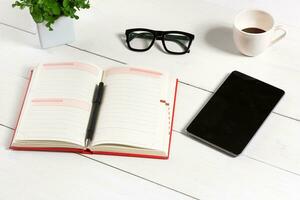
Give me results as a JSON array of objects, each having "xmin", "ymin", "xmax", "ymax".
[{"xmin": 125, "ymin": 28, "xmax": 195, "ymax": 54}]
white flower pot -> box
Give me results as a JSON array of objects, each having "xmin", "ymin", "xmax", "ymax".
[{"xmin": 37, "ymin": 16, "xmax": 75, "ymax": 49}]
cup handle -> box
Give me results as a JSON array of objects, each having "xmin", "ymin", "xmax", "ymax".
[{"xmin": 271, "ymin": 25, "xmax": 287, "ymax": 45}]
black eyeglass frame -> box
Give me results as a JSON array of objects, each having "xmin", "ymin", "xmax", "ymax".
[{"xmin": 125, "ymin": 28, "xmax": 195, "ymax": 55}]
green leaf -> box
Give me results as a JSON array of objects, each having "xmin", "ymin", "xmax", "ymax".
[
  {"xmin": 31, "ymin": 5, "xmax": 43, "ymax": 23},
  {"xmin": 63, "ymin": 0, "xmax": 69, "ymax": 8},
  {"xmin": 12, "ymin": 0, "xmax": 91, "ymax": 31},
  {"xmin": 51, "ymin": 3, "xmax": 61, "ymax": 15}
]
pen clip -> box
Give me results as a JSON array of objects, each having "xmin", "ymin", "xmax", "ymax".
[
  {"xmin": 92, "ymin": 85, "xmax": 100, "ymax": 103},
  {"xmin": 93, "ymin": 82, "xmax": 104, "ymax": 103}
]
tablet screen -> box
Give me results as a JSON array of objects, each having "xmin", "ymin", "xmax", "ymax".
[{"xmin": 186, "ymin": 71, "xmax": 285, "ymax": 156}]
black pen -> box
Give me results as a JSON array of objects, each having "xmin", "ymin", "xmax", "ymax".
[{"xmin": 85, "ymin": 82, "xmax": 104, "ymax": 147}]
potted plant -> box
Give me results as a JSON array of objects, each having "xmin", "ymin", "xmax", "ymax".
[{"xmin": 12, "ymin": 0, "xmax": 90, "ymax": 48}]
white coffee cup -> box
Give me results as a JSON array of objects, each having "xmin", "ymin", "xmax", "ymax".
[{"xmin": 233, "ymin": 9, "xmax": 286, "ymax": 56}]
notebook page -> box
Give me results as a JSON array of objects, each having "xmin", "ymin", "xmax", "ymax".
[
  {"xmin": 92, "ymin": 67, "xmax": 169, "ymax": 149},
  {"xmin": 15, "ymin": 62, "xmax": 103, "ymax": 146}
]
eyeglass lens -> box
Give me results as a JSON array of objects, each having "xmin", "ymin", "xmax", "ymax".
[
  {"xmin": 163, "ymin": 33, "xmax": 190, "ymax": 53},
  {"xmin": 128, "ymin": 31, "xmax": 154, "ymax": 50}
]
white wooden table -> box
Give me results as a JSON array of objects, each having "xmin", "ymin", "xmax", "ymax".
[{"xmin": 0, "ymin": 0, "xmax": 300, "ymax": 199}]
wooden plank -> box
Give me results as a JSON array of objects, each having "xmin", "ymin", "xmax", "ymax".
[
  {"xmin": 201, "ymin": 0, "xmax": 300, "ymax": 27},
  {"xmin": 0, "ymin": 24, "xmax": 124, "ymax": 77},
  {"xmin": 0, "ymin": 73, "xmax": 28, "ymax": 128},
  {"xmin": 67, "ymin": 0, "xmax": 300, "ymax": 120},
  {"xmin": 84, "ymin": 132, "xmax": 300, "ymax": 200},
  {"xmin": 0, "ymin": 126, "xmax": 193, "ymax": 200},
  {"xmin": 2, "ymin": 0, "xmax": 300, "ymax": 33},
  {"xmin": 174, "ymin": 83, "xmax": 300, "ymax": 174},
  {"xmin": 0, "ymin": 0, "xmax": 35, "ymax": 33}
]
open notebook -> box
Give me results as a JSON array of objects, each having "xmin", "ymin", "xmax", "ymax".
[{"xmin": 10, "ymin": 62, "xmax": 178, "ymax": 159}]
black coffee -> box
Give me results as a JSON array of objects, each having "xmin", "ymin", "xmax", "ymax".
[{"xmin": 242, "ymin": 27, "xmax": 266, "ymax": 34}]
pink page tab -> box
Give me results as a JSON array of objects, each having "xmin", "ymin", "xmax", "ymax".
[
  {"xmin": 31, "ymin": 98, "xmax": 91, "ymax": 111},
  {"xmin": 105, "ymin": 67, "xmax": 162, "ymax": 78},
  {"xmin": 43, "ymin": 62, "xmax": 99, "ymax": 75}
]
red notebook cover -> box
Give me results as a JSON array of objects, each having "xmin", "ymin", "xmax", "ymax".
[{"xmin": 10, "ymin": 70, "xmax": 179, "ymax": 159}]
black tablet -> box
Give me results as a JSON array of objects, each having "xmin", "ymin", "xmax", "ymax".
[{"xmin": 186, "ymin": 71, "xmax": 285, "ymax": 156}]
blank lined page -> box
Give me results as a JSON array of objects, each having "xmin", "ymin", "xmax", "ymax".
[
  {"xmin": 92, "ymin": 67, "xmax": 170, "ymax": 149},
  {"xmin": 31, "ymin": 62, "xmax": 102, "ymax": 100},
  {"xmin": 14, "ymin": 62, "xmax": 103, "ymax": 146}
]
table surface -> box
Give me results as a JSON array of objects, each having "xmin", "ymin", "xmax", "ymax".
[{"xmin": 0, "ymin": 0, "xmax": 300, "ymax": 199}]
